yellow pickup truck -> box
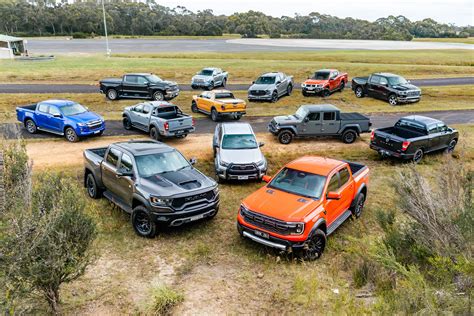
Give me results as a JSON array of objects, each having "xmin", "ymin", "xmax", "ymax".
[{"xmin": 191, "ymin": 90, "xmax": 246, "ymax": 121}]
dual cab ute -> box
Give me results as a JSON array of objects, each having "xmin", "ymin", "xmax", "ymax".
[
  {"xmin": 370, "ymin": 115, "xmax": 458, "ymax": 163},
  {"xmin": 301, "ymin": 69, "xmax": 348, "ymax": 97},
  {"xmin": 191, "ymin": 67, "xmax": 228, "ymax": 90},
  {"xmin": 268, "ymin": 104, "xmax": 371, "ymax": 144},
  {"xmin": 84, "ymin": 140, "xmax": 219, "ymax": 238},
  {"xmin": 192, "ymin": 89, "xmax": 246, "ymax": 121},
  {"xmin": 237, "ymin": 156, "xmax": 369, "ymax": 260},
  {"xmin": 352, "ymin": 73, "xmax": 421, "ymax": 105},
  {"xmin": 16, "ymin": 99, "xmax": 105, "ymax": 142},
  {"xmin": 122, "ymin": 101, "xmax": 195, "ymax": 140},
  {"xmin": 248, "ymin": 72, "xmax": 294, "ymax": 102},
  {"xmin": 100, "ymin": 73, "xmax": 179, "ymax": 101}
]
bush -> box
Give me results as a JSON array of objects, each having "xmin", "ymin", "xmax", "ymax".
[
  {"xmin": 145, "ymin": 285, "xmax": 184, "ymax": 316},
  {"xmin": 72, "ymin": 32, "xmax": 93, "ymax": 39}
]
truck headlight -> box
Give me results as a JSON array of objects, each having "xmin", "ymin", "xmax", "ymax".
[
  {"xmin": 220, "ymin": 160, "xmax": 229, "ymax": 167},
  {"xmin": 150, "ymin": 196, "xmax": 172, "ymax": 206},
  {"xmin": 212, "ymin": 186, "xmax": 219, "ymax": 196},
  {"xmin": 290, "ymin": 222, "xmax": 305, "ymax": 235},
  {"xmin": 301, "ymin": 83, "xmax": 306, "ymax": 88},
  {"xmin": 265, "ymin": 90, "xmax": 271, "ymax": 94},
  {"xmin": 257, "ymin": 159, "xmax": 266, "ymax": 167},
  {"xmin": 399, "ymin": 91, "xmax": 408, "ymax": 95}
]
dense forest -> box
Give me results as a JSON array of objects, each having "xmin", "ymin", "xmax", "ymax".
[{"xmin": 0, "ymin": 0, "xmax": 472, "ymax": 40}]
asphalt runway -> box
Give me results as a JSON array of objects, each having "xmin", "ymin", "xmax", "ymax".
[
  {"xmin": 23, "ymin": 38, "xmax": 474, "ymax": 54},
  {"xmin": 2, "ymin": 109, "xmax": 473, "ymax": 141},
  {"xmin": 1, "ymin": 77, "xmax": 472, "ymax": 94}
]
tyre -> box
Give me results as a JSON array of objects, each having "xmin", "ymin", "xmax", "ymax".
[
  {"xmin": 208, "ymin": 82, "xmax": 214, "ymax": 90},
  {"xmin": 86, "ymin": 173, "xmax": 101, "ymax": 199},
  {"xmin": 233, "ymin": 114, "xmax": 242, "ymax": 120},
  {"xmin": 445, "ymin": 139, "xmax": 457, "ymax": 154},
  {"xmin": 131, "ymin": 206, "xmax": 157, "ymax": 238},
  {"xmin": 302, "ymin": 90, "xmax": 309, "ymax": 97},
  {"xmin": 278, "ymin": 130, "xmax": 293, "ymax": 145},
  {"xmin": 339, "ymin": 81, "xmax": 345, "ymax": 92},
  {"xmin": 149, "ymin": 126, "xmax": 160, "ymax": 141},
  {"xmin": 302, "ymin": 229, "xmax": 326, "ymax": 260},
  {"xmin": 222, "ymin": 78, "xmax": 227, "ymax": 87},
  {"xmin": 191, "ymin": 101, "xmax": 198, "ymax": 113},
  {"xmin": 342, "ymin": 129, "xmax": 357, "ymax": 144},
  {"xmin": 123, "ymin": 116, "xmax": 132, "ymax": 130},
  {"xmin": 65, "ymin": 127, "xmax": 79, "ymax": 142},
  {"xmin": 413, "ymin": 149, "xmax": 424, "ymax": 163},
  {"xmin": 271, "ymin": 91, "xmax": 278, "ymax": 103},
  {"xmin": 351, "ymin": 193, "xmax": 365, "ymax": 218},
  {"xmin": 152, "ymin": 91, "xmax": 164, "ymax": 101},
  {"xmin": 388, "ymin": 94, "xmax": 398, "ymax": 106},
  {"xmin": 286, "ymin": 84, "xmax": 293, "ymax": 96},
  {"xmin": 211, "ymin": 108, "xmax": 219, "ymax": 122},
  {"xmin": 322, "ymin": 89, "xmax": 330, "ymax": 97},
  {"xmin": 106, "ymin": 89, "xmax": 118, "ymax": 100},
  {"xmin": 25, "ymin": 119, "xmax": 37, "ymax": 134},
  {"xmin": 355, "ymin": 86, "xmax": 364, "ymax": 98}
]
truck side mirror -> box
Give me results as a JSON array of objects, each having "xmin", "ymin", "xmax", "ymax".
[
  {"xmin": 252, "ymin": 81, "xmax": 255, "ymax": 84},
  {"xmin": 189, "ymin": 157, "xmax": 197, "ymax": 165},
  {"xmin": 304, "ymin": 117, "xmax": 309, "ymax": 123},
  {"xmin": 53, "ymin": 113, "xmax": 62, "ymax": 118},
  {"xmin": 327, "ymin": 191, "xmax": 341, "ymax": 200},
  {"xmin": 262, "ymin": 175, "xmax": 272, "ymax": 183},
  {"xmin": 276, "ymin": 81, "xmax": 281, "ymax": 85},
  {"xmin": 259, "ymin": 142, "xmax": 265, "ymax": 147}
]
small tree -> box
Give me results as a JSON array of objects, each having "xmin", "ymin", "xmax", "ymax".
[{"xmin": 2, "ymin": 168, "xmax": 97, "ymax": 314}]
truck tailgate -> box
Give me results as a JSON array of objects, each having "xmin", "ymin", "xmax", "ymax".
[
  {"xmin": 167, "ymin": 116, "xmax": 193, "ymax": 131},
  {"xmin": 372, "ymin": 129, "xmax": 405, "ymax": 152}
]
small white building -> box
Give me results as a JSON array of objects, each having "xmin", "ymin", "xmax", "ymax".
[{"xmin": 0, "ymin": 35, "xmax": 27, "ymax": 59}]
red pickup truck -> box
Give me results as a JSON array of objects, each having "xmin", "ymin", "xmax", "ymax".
[
  {"xmin": 301, "ymin": 69, "xmax": 348, "ymax": 97},
  {"xmin": 237, "ymin": 156, "xmax": 369, "ymax": 260}
]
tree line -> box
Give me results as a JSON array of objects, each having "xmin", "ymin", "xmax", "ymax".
[{"xmin": 0, "ymin": 0, "xmax": 472, "ymax": 40}]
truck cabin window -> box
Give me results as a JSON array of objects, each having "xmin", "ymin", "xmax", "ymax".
[
  {"xmin": 215, "ymin": 92, "xmax": 234, "ymax": 99},
  {"xmin": 255, "ymin": 76, "xmax": 275, "ymax": 84},
  {"xmin": 135, "ymin": 150, "xmax": 190, "ymax": 178},
  {"xmin": 269, "ymin": 168, "xmax": 326, "ymax": 199},
  {"xmin": 221, "ymin": 134, "xmax": 258, "ymax": 150},
  {"xmin": 396, "ymin": 119, "xmax": 426, "ymax": 133},
  {"xmin": 323, "ymin": 112, "xmax": 336, "ymax": 121}
]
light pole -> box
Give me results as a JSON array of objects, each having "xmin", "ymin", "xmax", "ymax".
[{"xmin": 101, "ymin": 0, "xmax": 110, "ymax": 57}]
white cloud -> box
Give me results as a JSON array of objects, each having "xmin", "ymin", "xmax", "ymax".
[{"xmin": 156, "ymin": 0, "xmax": 474, "ymax": 25}]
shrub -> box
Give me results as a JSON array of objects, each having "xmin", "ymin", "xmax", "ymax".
[{"xmin": 145, "ymin": 285, "xmax": 184, "ymax": 316}]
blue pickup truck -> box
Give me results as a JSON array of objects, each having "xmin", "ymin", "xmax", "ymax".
[{"xmin": 16, "ymin": 100, "xmax": 105, "ymax": 142}]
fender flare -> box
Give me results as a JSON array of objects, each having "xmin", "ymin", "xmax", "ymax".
[
  {"xmin": 341, "ymin": 125, "xmax": 362, "ymax": 134},
  {"xmin": 308, "ymin": 217, "xmax": 327, "ymax": 237},
  {"xmin": 350, "ymin": 184, "xmax": 367, "ymax": 209},
  {"xmin": 278, "ymin": 125, "xmax": 298, "ymax": 135},
  {"xmin": 84, "ymin": 168, "xmax": 105, "ymax": 190},
  {"xmin": 23, "ymin": 114, "xmax": 36, "ymax": 125},
  {"xmin": 132, "ymin": 193, "xmax": 150, "ymax": 211}
]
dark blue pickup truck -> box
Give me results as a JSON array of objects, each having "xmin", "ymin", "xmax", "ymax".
[{"xmin": 16, "ymin": 100, "xmax": 105, "ymax": 142}]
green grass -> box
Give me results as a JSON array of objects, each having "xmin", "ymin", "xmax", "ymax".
[
  {"xmin": 1, "ymin": 85, "xmax": 472, "ymax": 123},
  {"xmin": 413, "ymin": 37, "xmax": 474, "ymax": 45},
  {"xmin": 0, "ymin": 50, "xmax": 472, "ymax": 84}
]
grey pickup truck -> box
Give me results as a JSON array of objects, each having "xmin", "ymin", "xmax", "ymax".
[
  {"xmin": 268, "ymin": 104, "xmax": 371, "ymax": 144},
  {"xmin": 122, "ymin": 101, "xmax": 195, "ymax": 140},
  {"xmin": 191, "ymin": 67, "xmax": 228, "ymax": 90},
  {"xmin": 84, "ymin": 140, "xmax": 219, "ymax": 238}
]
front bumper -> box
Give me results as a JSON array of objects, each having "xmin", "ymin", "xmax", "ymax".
[
  {"xmin": 268, "ymin": 123, "xmax": 279, "ymax": 135},
  {"xmin": 397, "ymin": 95, "xmax": 421, "ymax": 103},
  {"xmin": 248, "ymin": 92, "xmax": 272, "ymax": 101},
  {"xmin": 302, "ymin": 87, "xmax": 324, "ymax": 94},
  {"xmin": 77, "ymin": 123, "xmax": 105, "ymax": 136},
  {"xmin": 216, "ymin": 162, "xmax": 266, "ymax": 180},
  {"xmin": 191, "ymin": 81, "xmax": 213, "ymax": 89},
  {"xmin": 165, "ymin": 89, "xmax": 180, "ymax": 99},
  {"xmin": 161, "ymin": 127, "xmax": 195, "ymax": 137},
  {"xmin": 237, "ymin": 221, "xmax": 306, "ymax": 251},
  {"xmin": 370, "ymin": 143, "xmax": 413, "ymax": 159}
]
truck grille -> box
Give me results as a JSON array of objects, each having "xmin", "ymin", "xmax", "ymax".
[
  {"xmin": 241, "ymin": 208, "xmax": 295, "ymax": 235},
  {"xmin": 407, "ymin": 91, "xmax": 420, "ymax": 97},
  {"xmin": 228, "ymin": 164, "xmax": 258, "ymax": 176},
  {"xmin": 249, "ymin": 90, "xmax": 267, "ymax": 96},
  {"xmin": 87, "ymin": 120, "xmax": 102, "ymax": 130},
  {"xmin": 171, "ymin": 189, "xmax": 216, "ymax": 209}
]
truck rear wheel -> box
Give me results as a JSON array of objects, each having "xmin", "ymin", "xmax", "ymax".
[
  {"xmin": 149, "ymin": 126, "xmax": 160, "ymax": 141},
  {"xmin": 86, "ymin": 173, "xmax": 102, "ymax": 199},
  {"xmin": 413, "ymin": 149, "xmax": 423, "ymax": 163},
  {"xmin": 106, "ymin": 89, "xmax": 118, "ymax": 100},
  {"xmin": 211, "ymin": 108, "xmax": 219, "ymax": 122},
  {"xmin": 25, "ymin": 119, "xmax": 37, "ymax": 134},
  {"xmin": 351, "ymin": 193, "xmax": 365, "ymax": 218},
  {"xmin": 278, "ymin": 130, "xmax": 293, "ymax": 144},
  {"xmin": 131, "ymin": 206, "xmax": 157, "ymax": 238},
  {"xmin": 355, "ymin": 86, "xmax": 364, "ymax": 98},
  {"xmin": 342, "ymin": 129, "xmax": 357, "ymax": 144},
  {"xmin": 302, "ymin": 229, "xmax": 326, "ymax": 260}
]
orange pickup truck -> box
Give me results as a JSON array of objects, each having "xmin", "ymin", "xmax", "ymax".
[{"xmin": 237, "ymin": 156, "xmax": 369, "ymax": 260}]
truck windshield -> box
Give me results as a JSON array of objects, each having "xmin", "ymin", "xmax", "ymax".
[
  {"xmin": 145, "ymin": 75, "xmax": 163, "ymax": 83},
  {"xmin": 269, "ymin": 168, "xmax": 326, "ymax": 199},
  {"xmin": 61, "ymin": 103, "xmax": 88, "ymax": 116},
  {"xmin": 388, "ymin": 76, "xmax": 408, "ymax": 86},
  {"xmin": 255, "ymin": 76, "xmax": 275, "ymax": 84},
  {"xmin": 222, "ymin": 134, "xmax": 258, "ymax": 150},
  {"xmin": 294, "ymin": 107, "xmax": 308, "ymax": 119},
  {"xmin": 198, "ymin": 69, "xmax": 214, "ymax": 76},
  {"xmin": 312, "ymin": 71, "xmax": 330, "ymax": 80},
  {"xmin": 215, "ymin": 92, "xmax": 234, "ymax": 99},
  {"xmin": 135, "ymin": 150, "xmax": 190, "ymax": 177}
]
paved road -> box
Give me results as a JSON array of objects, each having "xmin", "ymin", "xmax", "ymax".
[
  {"xmin": 2, "ymin": 110, "xmax": 473, "ymax": 140},
  {"xmin": 1, "ymin": 77, "xmax": 473, "ymax": 94},
  {"xmin": 24, "ymin": 38, "xmax": 474, "ymax": 54}
]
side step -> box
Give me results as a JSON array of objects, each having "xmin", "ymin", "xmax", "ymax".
[
  {"xmin": 327, "ymin": 210, "xmax": 352, "ymax": 236},
  {"xmin": 103, "ymin": 191, "xmax": 132, "ymax": 213}
]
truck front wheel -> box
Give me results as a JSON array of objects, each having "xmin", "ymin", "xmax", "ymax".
[
  {"xmin": 355, "ymin": 86, "xmax": 364, "ymax": 98},
  {"xmin": 302, "ymin": 229, "xmax": 326, "ymax": 260},
  {"xmin": 65, "ymin": 127, "xmax": 79, "ymax": 142},
  {"xmin": 342, "ymin": 129, "xmax": 357, "ymax": 144},
  {"xmin": 153, "ymin": 91, "xmax": 164, "ymax": 101},
  {"xmin": 106, "ymin": 89, "xmax": 118, "ymax": 100},
  {"xmin": 388, "ymin": 94, "xmax": 398, "ymax": 106},
  {"xmin": 278, "ymin": 130, "xmax": 293, "ymax": 144},
  {"xmin": 131, "ymin": 206, "xmax": 157, "ymax": 238}
]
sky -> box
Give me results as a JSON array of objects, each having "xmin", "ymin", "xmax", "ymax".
[{"xmin": 157, "ymin": 0, "xmax": 474, "ymax": 26}]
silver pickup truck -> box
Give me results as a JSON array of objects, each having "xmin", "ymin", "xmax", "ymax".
[
  {"xmin": 248, "ymin": 72, "xmax": 294, "ymax": 102},
  {"xmin": 122, "ymin": 101, "xmax": 195, "ymax": 140},
  {"xmin": 191, "ymin": 67, "xmax": 228, "ymax": 90}
]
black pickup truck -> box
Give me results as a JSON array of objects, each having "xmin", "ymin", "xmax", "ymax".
[
  {"xmin": 352, "ymin": 73, "xmax": 421, "ymax": 105},
  {"xmin": 83, "ymin": 140, "xmax": 219, "ymax": 237},
  {"xmin": 370, "ymin": 115, "xmax": 458, "ymax": 163},
  {"xmin": 99, "ymin": 73, "xmax": 179, "ymax": 101}
]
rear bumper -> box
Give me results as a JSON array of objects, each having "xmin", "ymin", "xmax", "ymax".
[
  {"xmin": 161, "ymin": 127, "xmax": 195, "ymax": 137},
  {"xmin": 237, "ymin": 221, "xmax": 306, "ymax": 251},
  {"xmin": 216, "ymin": 111, "xmax": 246, "ymax": 117},
  {"xmin": 370, "ymin": 143, "xmax": 413, "ymax": 159}
]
